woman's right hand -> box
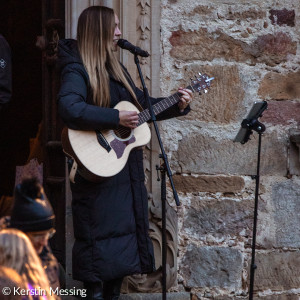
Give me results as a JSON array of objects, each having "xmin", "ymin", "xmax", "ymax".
[{"xmin": 119, "ymin": 110, "xmax": 139, "ymax": 129}]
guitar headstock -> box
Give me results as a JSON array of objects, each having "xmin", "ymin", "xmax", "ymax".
[{"xmin": 189, "ymin": 73, "xmax": 214, "ymax": 95}]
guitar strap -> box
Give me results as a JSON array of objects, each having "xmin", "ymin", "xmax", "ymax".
[{"xmin": 69, "ymin": 160, "xmax": 78, "ymax": 184}]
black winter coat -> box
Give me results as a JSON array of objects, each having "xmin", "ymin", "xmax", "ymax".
[
  {"xmin": 0, "ymin": 35, "xmax": 12, "ymax": 107},
  {"xmin": 57, "ymin": 39, "xmax": 190, "ymax": 283}
]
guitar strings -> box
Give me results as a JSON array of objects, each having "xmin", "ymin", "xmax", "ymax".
[
  {"xmin": 98, "ymin": 85, "xmax": 203, "ymax": 140},
  {"xmin": 102, "ymin": 93, "xmax": 182, "ymax": 139}
]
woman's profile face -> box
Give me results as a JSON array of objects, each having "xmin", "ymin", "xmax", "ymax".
[{"xmin": 113, "ymin": 14, "xmax": 121, "ymax": 51}]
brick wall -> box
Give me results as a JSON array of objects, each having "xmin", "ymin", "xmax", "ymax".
[{"xmin": 159, "ymin": 0, "xmax": 300, "ymax": 298}]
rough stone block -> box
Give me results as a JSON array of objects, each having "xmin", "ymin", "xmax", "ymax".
[
  {"xmin": 269, "ymin": 9, "xmax": 295, "ymax": 27},
  {"xmin": 188, "ymin": 5, "xmax": 213, "ymax": 17},
  {"xmin": 169, "ymin": 28, "xmax": 253, "ymax": 63},
  {"xmin": 178, "ymin": 65, "xmax": 245, "ymax": 124},
  {"xmin": 212, "ymin": 296, "xmax": 247, "ymax": 300},
  {"xmin": 257, "ymin": 180, "xmax": 300, "ymax": 248},
  {"xmin": 260, "ymin": 101, "xmax": 300, "ymax": 125},
  {"xmin": 211, "ymin": 295, "xmax": 298, "ymax": 300},
  {"xmin": 223, "ymin": 9, "xmax": 266, "ymax": 21},
  {"xmin": 272, "ymin": 181, "xmax": 300, "ymax": 248},
  {"xmin": 169, "ymin": 29, "xmax": 296, "ymax": 66},
  {"xmin": 258, "ymin": 295, "xmax": 298, "ymax": 300},
  {"xmin": 181, "ymin": 246, "xmax": 243, "ymax": 289},
  {"xmin": 173, "ymin": 175, "xmax": 245, "ymax": 193},
  {"xmin": 250, "ymin": 32, "xmax": 297, "ymax": 66},
  {"xmin": 258, "ymin": 71, "xmax": 300, "ymax": 100},
  {"xmin": 120, "ymin": 293, "xmax": 190, "ymax": 300},
  {"xmin": 171, "ymin": 131, "xmax": 287, "ymax": 176},
  {"xmin": 255, "ymin": 251, "xmax": 300, "ymax": 291},
  {"xmin": 183, "ymin": 198, "xmax": 253, "ymax": 238}
]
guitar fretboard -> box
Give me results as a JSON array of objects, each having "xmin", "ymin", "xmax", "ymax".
[{"xmin": 137, "ymin": 85, "xmax": 193, "ymax": 126}]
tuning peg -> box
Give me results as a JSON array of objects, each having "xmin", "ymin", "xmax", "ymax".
[
  {"xmin": 198, "ymin": 72, "xmax": 202, "ymax": 76},
  {"xmin": 205, "ymin": 77, "xmax": 215, "ymax": 82},
  {"xmin": 204, "ymin": 89, "xmax": 208, "ymax": 93}
]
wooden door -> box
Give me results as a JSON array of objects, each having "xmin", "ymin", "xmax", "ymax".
[{"xmin": 42, "ymin": 0, "xmax": 66, "ymax": 270}]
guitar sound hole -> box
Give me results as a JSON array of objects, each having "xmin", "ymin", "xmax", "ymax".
[{"xmin": 114, "ymin": 126, "xmax": 132, "ymax": 140}]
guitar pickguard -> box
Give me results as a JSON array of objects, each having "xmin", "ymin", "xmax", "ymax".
[{"xmin": 110, "ymin": 135, "xmax": 136, "ymax": 159}]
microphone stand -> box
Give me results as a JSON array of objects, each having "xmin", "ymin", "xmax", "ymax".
[
  {"xmin": 248, "ymin": 129, "xmax": 262, "ymax": 300},
  {"xmin": 233, "ymin": 101, "xmax": 267, "ymax": 300},
  {"xmin": 240, "ymin": 118, "xmax": 265, "ymax": 300},
  {"xmin": 134, "ymin": 54, "xmax": 180, "ymax": 300}
]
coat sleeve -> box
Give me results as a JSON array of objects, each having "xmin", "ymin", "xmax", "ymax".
[
  {"xmin": 0, "ymin": 35, "xmax": 12, "ymax": 108},
  {"xmin": 58, "ymin": 64, "xmax": 120, "ymax": 131},
  {"xmin": 134, "ymin": 86, "xmax": 190, "ymax": 121}
]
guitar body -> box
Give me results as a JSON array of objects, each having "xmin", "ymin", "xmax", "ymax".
[
  {"xmin": 62, "ymin": 101, "xmax": 151, "ymax": 179},
  {"xmin": 61, "ymin": 73, "xmax": 214, "ymax": 181}
]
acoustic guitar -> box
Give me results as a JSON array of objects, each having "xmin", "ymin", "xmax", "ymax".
[{"xmin": 61, "ymin": 73, "xmax": 214, "ymax": 180}]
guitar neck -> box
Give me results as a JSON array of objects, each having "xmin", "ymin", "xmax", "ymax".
[{"xmin": 137, "ymin": 85, "xmax": 193, "ymax": 126}]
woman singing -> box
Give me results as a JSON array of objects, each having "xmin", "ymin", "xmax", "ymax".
[{"xmin": 57, "ymin": 5, "xmax": 192, "ymax": 300}]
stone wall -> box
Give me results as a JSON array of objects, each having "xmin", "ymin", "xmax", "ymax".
[{"xmin": 159, "ymin": 0, "xmax": 300, "ymax": 298}]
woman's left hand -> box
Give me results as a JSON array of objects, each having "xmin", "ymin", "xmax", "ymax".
[{"xmin": 177, "ymin": 87, "xmax": 193, "ymax": 113}]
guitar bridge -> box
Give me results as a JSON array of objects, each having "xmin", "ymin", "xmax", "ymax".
[{"xmin": 95, "ymin": 130, "xmax": 111, "ymax": 153}]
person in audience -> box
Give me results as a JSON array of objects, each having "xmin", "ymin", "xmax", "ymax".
[
  {"xmin": 0, "ymin": 229, "xmax": 55, "ymax": 300},
  {"xmin": 0, "ymin": 266, "xmax": 25, "ymax": 300},
  {"xmin": 0, "ymin": 177, "xmax": 63, "ymax": 291}
]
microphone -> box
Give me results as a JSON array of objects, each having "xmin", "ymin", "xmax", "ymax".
[{"xmin": 117, "ymin": 39, "xmax": 150, "ymax": 57}]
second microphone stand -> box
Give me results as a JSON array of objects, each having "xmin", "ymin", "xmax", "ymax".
[
  {"xmin": 134, "ymin": 54, "xmax": 180, "ymax": 300},
  {"xmin": 234, "ymin": 101, "xmax": 268, "ymax": 299}
]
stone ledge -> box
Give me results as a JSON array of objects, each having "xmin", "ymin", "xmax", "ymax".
[
  {"xmin": 120, "ymin": 293, "xmax": 190, "ymax": 300},
  {"xmin": 173, "ymin": 174, "xmax": 245, "ymax": 193}
]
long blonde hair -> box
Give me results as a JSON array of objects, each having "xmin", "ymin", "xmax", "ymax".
[
  {"xmin": 0, "ymin": 266, "xmax": 25, "ymax": 300},
  {"xmin": 77, "ymin": 6, "xmax": 137, "ymax": 107},
  {"xmin": 0, "ymin": 229, "xmax": 54, "ymax": 300}
]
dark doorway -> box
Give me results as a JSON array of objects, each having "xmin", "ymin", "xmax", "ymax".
[
  {"xmin": 0, "ymin": 1, "xmax": 43, "ymax": 196},
  {"xmin": 0, "ymin": 0, "xmax": 66, "ymax": 271}
]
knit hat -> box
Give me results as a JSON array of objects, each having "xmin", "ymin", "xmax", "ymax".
[{"xmin": 10, "ymin": 177, "xmax": 55, "ymax": 232}]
